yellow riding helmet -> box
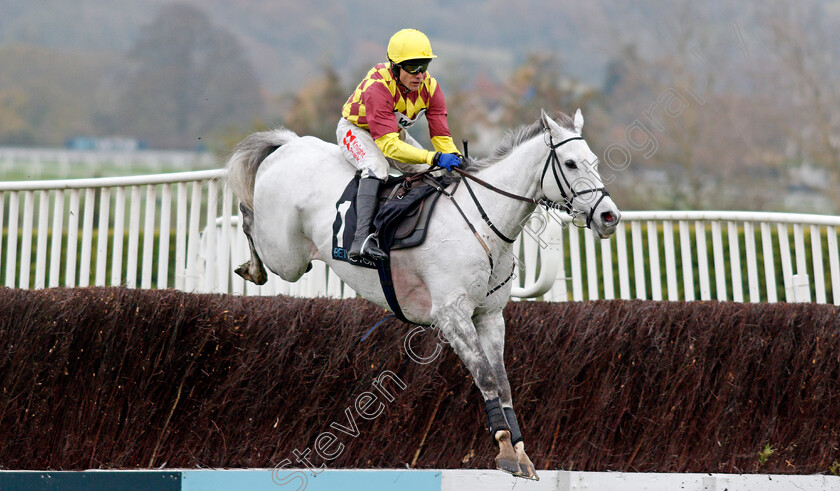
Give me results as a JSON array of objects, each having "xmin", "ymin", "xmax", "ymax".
[{"xmin": 387, "ymin": 29, "xmax": 437, "ymax": 64}]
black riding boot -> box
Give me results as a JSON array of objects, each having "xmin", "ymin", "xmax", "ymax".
[{"xmin": 348, "ymin": 177, "xmax": 388, "ymax": 262}]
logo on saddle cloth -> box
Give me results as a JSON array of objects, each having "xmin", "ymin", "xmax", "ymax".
[{"xmin": 332, "ymin": 174, "xmax": 446, "ymax": 268}]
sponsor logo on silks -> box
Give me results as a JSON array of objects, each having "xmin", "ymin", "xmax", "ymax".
[
  {"xmin": 394, "ymin": 108, "xmax": 425, "ymax": 129},
  {"xmin": 343, "ymin": 129, "xmax": 367, "ymax": 162}
]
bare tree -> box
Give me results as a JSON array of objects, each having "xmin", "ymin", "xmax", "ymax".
[
  {"xmin": 282, "ymin": 66, "xmax": 346, "ymax": 142},
  {"xmin": 115, "ymin": 3, "xmax": 263, "ymax": 149},
  {"xmin": 758, "ymin": 0, "xmax": 840, "ymax": 210},
  {"xmin": 593, "ymin": 0, "xmax": 789, "ymax": 211},
  {"xmin": 500, "ymin": 54, "xmax": 597, "ymax": 128}
]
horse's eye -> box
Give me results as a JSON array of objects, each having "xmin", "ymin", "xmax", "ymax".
[{"xmin": 564, "ymin": 159, "xmax": 577, "ymax": 169}]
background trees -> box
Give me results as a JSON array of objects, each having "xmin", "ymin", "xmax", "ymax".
[
  {"xmin": 113, "ymin": 3, "xmax": 264, "ymax": 149},
  {"xmin": 1, "ymin": 0, "xmax": 838, "ymax": 213},
  {"xmin": 282, "ymin": 66, "xmax": 346, "ymax": 143},
  {"xmin": 0, "ymin": 45, "xmax": 107, "ymax": 146},
  {"xmin": 758, "ymin": 1, "xmax": 840, "ymax": 209}
]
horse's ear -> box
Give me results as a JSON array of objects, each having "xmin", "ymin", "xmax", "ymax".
[
  {"xmin": 540, "ymin": 109, "xmax": 555, "ymax": 131},
  {"xmin": 574, "ymin": 108, "xmax": 584, "ymax": 134}
]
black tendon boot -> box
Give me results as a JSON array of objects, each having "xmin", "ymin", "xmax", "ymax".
[{"xmin": 348, "ymin": 177, "xmax": 388, "ymax": 262}]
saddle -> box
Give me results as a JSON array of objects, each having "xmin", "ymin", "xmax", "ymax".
[
  {"xmin": 332, "ymin": 172, "xmax": 456, "ymax": 325},
  {"xmin": 331, "ymin": 172, "xmax": 451, "ymax": 269}
]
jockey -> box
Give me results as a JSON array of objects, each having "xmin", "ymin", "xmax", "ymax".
[{"xmin": 337, "ymin": 28, "xmax": 462, "ymax": 262}]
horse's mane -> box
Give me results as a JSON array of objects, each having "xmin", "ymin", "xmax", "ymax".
[{"xmin": 463, "ymin": 112, "xmax": 576, "ymax": 172}]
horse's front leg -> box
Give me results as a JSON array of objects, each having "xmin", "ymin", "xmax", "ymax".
[
  {"xmin": 475, "ymin": 309, "xmax": 538, "ymax": 480},
  {"xmin": 432, "ymin": 298, "xmax": 520, "ymax": 476}
]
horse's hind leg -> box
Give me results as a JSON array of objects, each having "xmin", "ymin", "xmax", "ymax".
[{"xmin": 235, "ymin": 202, "xmax": 268, "ymax": 285}]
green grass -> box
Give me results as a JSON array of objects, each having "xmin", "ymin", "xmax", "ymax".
[{"xmin": 758, "ymin": 443, "xmax": 776, "ymax": 466}]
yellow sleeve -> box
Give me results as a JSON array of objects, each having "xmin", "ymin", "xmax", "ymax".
[
  {"xmin": 431, "ymin": 136, "xmax": 460, "ymax": 155},
  {"xmin": 375, "ymin": 132, "xmax": 436, "ymax": 166}
]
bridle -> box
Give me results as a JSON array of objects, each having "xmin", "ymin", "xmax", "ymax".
[
  {"xmin": 404, "ymin": 129, "xmax": 611, "ymax": 293},
  {"xmin": 443, "ymin": 130, "xmax": 610, "ymax": 237},
  {"xmin": 539, "ymin": 132, "xmax": 610, "ymax": 229}
]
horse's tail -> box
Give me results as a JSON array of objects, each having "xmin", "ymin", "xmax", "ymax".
[{"xmin": 224, "ymin": 128, "xmax": 300, "ymax": 209}]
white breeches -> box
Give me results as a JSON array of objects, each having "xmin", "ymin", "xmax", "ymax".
[{"xmin": 336, "ymin": 118, "xmax": 426, "ymax": 180}]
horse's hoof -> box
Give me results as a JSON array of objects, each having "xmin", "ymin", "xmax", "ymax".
[
  {"xmin": 518, "ymin": 459, "xmax": 539, "ymax": 480},
  {"xmin": 235, "ymin": 261, "xmax": 268, "ymax": 285},
  {"xmin": 515, "ymin": 442, "xmax": 539, "ymax": 480},
  {"xmin": 251, "ymin": 266, "xmax": 268, "ymax": 285},
  {"xmin": 234, "ymin": 262, "xmax": 252, "ymax": 281},
  {"xmin": 494, "ymin": 430, "xmax": 522, "ymax": 476},
  {"xmin": 495, "ymin": 454, "xmax": 521, "ymax": 476}
]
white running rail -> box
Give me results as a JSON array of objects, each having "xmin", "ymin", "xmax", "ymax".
[{"xmin": 2, "ymin": 170, "xmax": 839, "ymax": 304}]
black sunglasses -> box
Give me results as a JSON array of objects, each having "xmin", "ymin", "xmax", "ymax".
[{"xmin": 399, "ymin": 61, "xmax": 429, "ymax": 74}]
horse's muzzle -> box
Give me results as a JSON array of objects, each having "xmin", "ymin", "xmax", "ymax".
[
  {"xmin": 602, "ymin": 210, "xmax": 618, "ymax": 224},
  {"xmin": 592, "ymin": 208, "xmax": 621, "ymax": 238}
]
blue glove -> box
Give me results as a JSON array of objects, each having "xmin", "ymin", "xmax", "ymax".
[{"xmin": 435, "ymin": 152, "xmax": 462, "ymax": 171}]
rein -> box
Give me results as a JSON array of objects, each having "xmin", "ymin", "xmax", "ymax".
[
  {"xmin": 453, "ymin": 168, "xmax": 542, "ymax": 207},
  {"xmin": 451, "ymin": 132, "xmax": 608, "ymax": 235},
  {"xmin": 402, "ymin": 133, "xmax": 606, "ymax": 297}
]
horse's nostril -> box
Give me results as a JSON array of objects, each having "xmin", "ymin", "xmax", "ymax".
[{"xmin": 602, "ymin": 211, "xmax": 615, "ymax": 223}]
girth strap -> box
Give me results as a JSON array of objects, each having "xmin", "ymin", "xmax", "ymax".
[
  {"xmin": 486, "ymin": 265, "xmax": 516, "ymax": 297},
  {"xmin": 376, "ymin": 258, "xmax": 411, "ymax": 324},
  {"xmin": 367, "ymin": 176, "xmax": 511, "ymax": 335}
]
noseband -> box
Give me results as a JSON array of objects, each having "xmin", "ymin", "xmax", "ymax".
[{"xmin": 540, "ymin": 133, "xmax": 610, "ymax": 229}]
